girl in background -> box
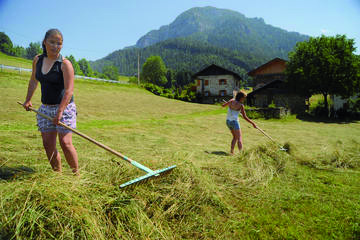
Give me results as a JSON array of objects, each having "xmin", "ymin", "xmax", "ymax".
[{"xmin": 222, "ymin": 90, "xmax": 257, "ymax": 154}]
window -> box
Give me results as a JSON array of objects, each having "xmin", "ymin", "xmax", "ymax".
[
  {"xmin": 219, "ymin": 90, "xmax": 227, "ymax": 96},
  {"xmin": 205, "ymin": 80, "xmax": 209, "ymax": 86},
  {"xmin": 219, "ymin": 79, "xmax": 227, "ymax": 85},
  {"xmin": 197, "ymin": 80, "xmax": 201, "ymax": 86},
  {"xmin": 204, "ymin": 91, "xmax": 210, "ymax": 96}
]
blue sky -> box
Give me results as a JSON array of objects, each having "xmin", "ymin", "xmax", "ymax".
[{"xmin": 1, "ymin": 0, "xmax": 359, "ymax": 61}]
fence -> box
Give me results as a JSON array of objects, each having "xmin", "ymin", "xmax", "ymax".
[{"xmin": 0, "ymin": 64, "xmax": 129, "ymax": 84}]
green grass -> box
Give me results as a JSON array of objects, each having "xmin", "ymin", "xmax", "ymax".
[
  {"xmin": 1, "ymin": 69, "xmax": 359, "ymax": 239},
  {"xmin": 0, "ymin": 52, "xmax": 130, "ymax": 82},
  {"xmin": 0, "ymin": 52, "xmax": 33, "ymax": 69},
  {"xmin": 118, "ymin": 75, "xmax": 130, "ymax": 82}
]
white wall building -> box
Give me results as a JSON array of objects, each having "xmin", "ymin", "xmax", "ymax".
[{"xmin": 193, "ymin": 64, "xmax": 242, "ymax": 103}]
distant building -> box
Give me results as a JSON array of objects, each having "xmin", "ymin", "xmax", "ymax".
[
  {"xmin": 193, "ymin": 64, "xmax": 242, "ymax": 104},
  {"xmin": 247, "ymin": 58, "xmax": 306, "ymax": 113},
  {"xmin": 248, "ymin": 57, "xmax": 287, "ymax": 89},
  {"xmin": 331, "ymin": 94, "xmax": 359, "ymax": 116}
]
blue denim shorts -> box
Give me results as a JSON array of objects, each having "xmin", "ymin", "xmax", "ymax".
[
  {"xmin": 226, "ymin": 120, "xmax": 240, "ymax": 130},
  {"xmin": 37, "ymin": 102, "xmax": 77, "ymax": 133}
]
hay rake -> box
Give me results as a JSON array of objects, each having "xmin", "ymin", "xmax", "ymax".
[
  {"xmin": 17, "ymin": 102, "xmax": 176, "ymax": 188},
  {"xmin": 255, "ymin": 126, "xmax": 288, "ymax": 152}
]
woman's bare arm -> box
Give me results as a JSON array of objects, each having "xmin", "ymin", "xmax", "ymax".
[
  {"xmin": 23, "ymin": 55, "xmax": 39, "ymax": 111},
  {"xmin": 54, "ymin": 58, "xmax": 75, "ymax": 124},
  {"xmin": 240, "ymin": 104, "xmax": 257, "ymax": 128},
  {"xmin": 222, "ymin": 99, "xmax": 233, "ymax": 107}
]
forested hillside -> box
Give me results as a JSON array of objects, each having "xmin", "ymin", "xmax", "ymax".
[
  {"xmin": 91, "ymin": 6, "xmax": 309, "ymax": 76},
  {"xmin": 91, "ymin": 38, "xmax": 253, "ymax": 77}
]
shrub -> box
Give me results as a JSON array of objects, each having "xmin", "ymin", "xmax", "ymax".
[
  {"xmin": 309, "ymin": 97, "xmax": 332, "ymax": 117},
  {"xmin": 349, "ymin": 96, "xmax": 360, "ymax": 112},
  {"xmin": 143, "ymin": 83, "xmax": 196, "ymax": 102},
  {"xmin": 129, "ymin": 76, "xmax": 138, "ymax": 84},
  {"xmin": 143, "ymin": 83, "xmax": 164, "ymax": 96},
  {"xmin": 268, "ymin": 101, "xmax": 276, "ymax": 108},
  {"xmin": 161, "ymin": 88, "xmax": 175, "ymax": 99},
  {"xmin": 244, "ymin": 106, "xmax": 263, "ymax": 119}
]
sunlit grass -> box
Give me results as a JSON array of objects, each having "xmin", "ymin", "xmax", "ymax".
[
  {"xmin": 0, "ymin": 52, "xmax": 131, "ymax": 82},
  {"xmin": 1, "ymin": 70, "xmax": 359, "ymax": 239},
  {"xmin": 0, "ymin": 52, "xmax": 33, "ymax": 69}
]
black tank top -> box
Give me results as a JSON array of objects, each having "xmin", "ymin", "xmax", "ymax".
[{"xmin": 35, "ymin": 54, "xmax": 74, "ymax": 104}]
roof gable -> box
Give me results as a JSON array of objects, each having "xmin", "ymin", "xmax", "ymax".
[
  {"xmin": 247, "ymin": 80, "xmax": 284, "ymax": 97},
  {"xmin": 248, "ymin": 58, "xmax": 287, "ymax": 76},
  {"xmin": 193, "ymin": 64, "xmax": 242, "ymax": 80}
]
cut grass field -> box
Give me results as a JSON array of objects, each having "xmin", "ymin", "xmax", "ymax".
[{"xmin": 1, "ymin": 70, "xmax": 360, "ymax": 239}]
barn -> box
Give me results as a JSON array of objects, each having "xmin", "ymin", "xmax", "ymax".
[{"xmin": 247, "ymin": 58, "xmax": 307, "ymax": 113}]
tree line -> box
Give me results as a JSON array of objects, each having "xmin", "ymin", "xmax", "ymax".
[
  {"xmin": 0, "ymin": 32, "xmax": 120, "ymax": 81},
  {"xmin": 0, "ymin": 31, "xmax": 200, "ymax": 102},
  {"xmin": 138, "ymin": 55, "xmax": 198, "ymax": 102}
]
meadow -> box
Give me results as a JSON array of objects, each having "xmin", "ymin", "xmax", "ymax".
[
  {"xmin": 0, "ymin": 52, "xmax": 33, "ymax": 69},
  {"xmin": 0, "ymin": 65, "xmax": 359, "ymax": 239},
  {"xmin": 0, "ymin": 52, "xmax": 129, "ymax": 82}
]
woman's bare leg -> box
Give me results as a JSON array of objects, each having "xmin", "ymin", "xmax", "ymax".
[
  {"xmin": 232, "ymin": 129, "xmax": 242, "ymax": 152},
  {"xmin": 230, "ymin": 130, "xmax": 238, "ymax": 154},
  {"xmin": 237, "ymin": 129, "xmax": 243, "ymax": 151},
  {"xmin": 59, "ymin": 132, "xmax": 79, "ymax": 174},
  {"xmin": 41, "ymin": 131, "xmax": 62, "ymax": 171}
]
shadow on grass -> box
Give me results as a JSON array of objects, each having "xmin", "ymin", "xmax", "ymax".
[
  {"xmin": 296, "ymin": 113, "xmax": 360, "ymax": 124},
  {"xmin": 0, "ymin": 166, "xmax": 35, "ymax": 180},
  {"xmin": 204, "ymin": 150, "xmax": 230, "ymax": 156}
]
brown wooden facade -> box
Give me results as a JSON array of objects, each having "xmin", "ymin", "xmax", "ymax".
[
  {"xmin": 248, "ymin": 58, "xmax": 287, "ymax": 89},
  {"xmin": 247, "ymin": 58, "xmax": 306, "ymax": 113}
]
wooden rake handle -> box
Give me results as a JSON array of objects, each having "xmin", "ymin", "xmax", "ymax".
[
  {"xmin": 17, "ymin": 101, "xmax": 132, "ymax": 163},
  {"xmin": 256, "ymin": 126, "xmax": 276, "ymax": 143}
]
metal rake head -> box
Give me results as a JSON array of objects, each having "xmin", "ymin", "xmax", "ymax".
[
  {"xmin": 280, "ymin": 142, "xmax": 291, "ymax": 153},
  {"xmin": 120, "ymin": 165, "xmax": 176, "ymax": 188},
  {"xmin": 280, "ymin": 147, "xmax": 288, "ymax": 152}
]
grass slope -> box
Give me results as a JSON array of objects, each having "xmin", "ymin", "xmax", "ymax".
[
  {"xmin": 0, "ymin": 52, "xmax": 130, "ymax": 82},
  {"xmin": 0, "ymin": 52, "xmax": 33, "ymax": 69},
  {"xmin": 1, "ymin": 70, "xmax": 359, "ymax": 239}
]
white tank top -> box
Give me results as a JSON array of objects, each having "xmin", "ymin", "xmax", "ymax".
[{"xmin": 226, "ymin": 107, "xmax": 241, "ymax": 121}]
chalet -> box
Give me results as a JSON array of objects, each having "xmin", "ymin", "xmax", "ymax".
[
  {"xmin": 247, "ymin": 58, "xmax": 306, "ymax": 113},
  {"xmin": 193, "ymin": 64, "xmax": 242, "ymax": 103},
  {"xmin": 248, "ymin": 57, "xmax": 287, "ymax": 89}
]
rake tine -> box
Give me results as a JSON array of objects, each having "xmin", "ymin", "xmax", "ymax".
[
  {"xmin": 256, "ymin": 126, "xmax": 288, "ymax": 152},
  {"xmin": 120, "ymin": 165, "xmax": 176, "ymax": 188}
]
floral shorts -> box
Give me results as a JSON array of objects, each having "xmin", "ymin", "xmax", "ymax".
[{"xmin": 37, "ymin": 102, "xmax": 77, "ymax": 133}]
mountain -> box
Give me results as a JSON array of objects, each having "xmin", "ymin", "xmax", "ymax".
[{"xmin": 91, "ymin": 6, "xmax": 309, "ymax": 76}]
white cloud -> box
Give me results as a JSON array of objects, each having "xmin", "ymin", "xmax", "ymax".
[{"xmin": 321, "ymin": 29, "xmax": 332, "ymax": 35}]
